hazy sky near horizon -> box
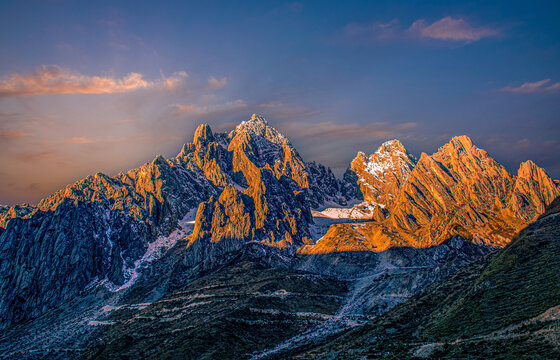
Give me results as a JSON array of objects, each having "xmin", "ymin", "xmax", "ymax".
[{"xmin": 1, "ymin": 0, "xmax": 559, "ymax": 204}]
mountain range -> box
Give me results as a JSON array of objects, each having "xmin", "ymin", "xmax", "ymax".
[{"xmin": 0, "ymin": 114, "xmax": 558, "ymax": 359}]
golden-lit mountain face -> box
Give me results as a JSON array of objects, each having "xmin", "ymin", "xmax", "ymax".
[
  {"xmin": 0, "ymin": 115, "xmax": 558, "ymax": 339},
  {"xmin": 185, "ymin": 115, "xmax": 315, "ymax": 250},
  {"xmin": 300, "ymin": 135, "xmax": 560, "ymax": 254},
  {"xmin": 345, "ymin": 139, "xmax": 417, "ymax": 207}
]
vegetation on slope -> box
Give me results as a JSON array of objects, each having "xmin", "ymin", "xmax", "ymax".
[{"xmin": 294, "ymin": 197, "xmax": 560, "ymax": 359}]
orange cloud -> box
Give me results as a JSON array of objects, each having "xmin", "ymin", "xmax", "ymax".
[
  {"xmin": 207, "ymin": 76, "xmax": 228, "ymax": 90},
  {"xmin": 173, "ymin": 99, "xmax": 247, "ymax": 116},
  {"xmin": 0, "ymin": 65, "xmax": 189, "ymax": 97},
  {"xmin": 62, "ymin": 137, "xmax": 96, "ymax": 144},
  {"xmin": 57, "ymin": 133, "xmax": 182, "ymax": 146},
  {"xmin": 281, "ymin": 120, "xmax": 418, "ymax": 140},
  {"xmin": 14, "ymin": 151, "xmax": 58, "ymax": 163},
  {"xmin": 0, "ymin": 131, "xmax": 25, "ymax": 139},
  {"xmin": 344, "ymin": 16, "xmax": 499, "ymax": 44}
]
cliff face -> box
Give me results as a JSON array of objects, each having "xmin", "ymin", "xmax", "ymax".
[
  {"xmin": 301, "ymin": 136, "xmax": 560, "ymax": 254},
  {"xmin": 0, "ymin": 154, "xmax": 217, "ymax": 328},
  {"xmin": 0, "ymin": 114, "xmax": 339, "ymax": 329},
  {"xmin": 344, "ymin": 139, "xmax": 417, "ymax": 206},
  {"xmin": 508, "ymin": 160, "xmax": 560, "ymax": 221},
  {"xmin": 1, "ymin": 117, "xmax": 558, "ymax": 333}
]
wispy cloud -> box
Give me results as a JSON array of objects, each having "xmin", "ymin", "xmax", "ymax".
[
  {"xmin": 257, "ymin": 102, "xmax": 324, "ymax": 120},
  {"xmin": 57, "ymin": 132, "xmax": 182, "ymax": 145},
  {"xmin": 173, "ymin": 99, "xmax": 247, "ymax": 116},
  {"xmin": 207, "ymin": 76, "xmax": 228, "ymax": 90},
  {"xmin": 409, "ymin": 17, "xmax": 499, "ymax": 42},
  {"xmin": 501, "ymin": 79, "xmax": 560, "ymax": 94},
  {"xmin": 282, "ymin": 120, "xmax": 418, "ymax": 140},
  {"xmin": 0, "ymin": 65, "xmax": 189, "ymax": 97},
  {"xmin": 61, "ymin": 136, "xmax": 96, "ymax": 144},
  {"xmin": 344, "ymin": 19, "xmax": 402, "ymax": 40},
  {"xmin": 14, "ymin": 151, "xmax": 58, "ymax": 163},
  {"xmin": 0, "ymin": 130, "xmax": 25, "ymax": 140},
  {"xmin": 344, "ymin": 16, "xmax": 499, "ymax": 44}
]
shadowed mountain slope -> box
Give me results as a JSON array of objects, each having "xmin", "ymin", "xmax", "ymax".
[
  {"xmin": 0, "ymin": 115, "xmax": 344, "ymax": 330},
  {"xmin": 293, "ymin": 197, "xmax": 560, "ymax": 359}
]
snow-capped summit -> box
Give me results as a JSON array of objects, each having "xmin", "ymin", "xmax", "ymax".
[
  {"xmin": 231, "ymin": 114, "xmax": 287, "ymax": 145},
  {"xmin": 345, "ymin": 139, "xmax": 417, "ymax": 206}
]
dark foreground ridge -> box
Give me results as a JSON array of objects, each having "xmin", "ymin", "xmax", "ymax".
[{"xmin": 292, "ymin": 197, "xmax": 560, "ymax": 359}]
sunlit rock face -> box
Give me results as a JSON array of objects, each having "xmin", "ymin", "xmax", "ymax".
[
  {"xmin": 508, "ymin": 160, "xmax": 560, "ymax": 222},
  {"xmin": 184, "ymin": 117, "xmax": 316, "ymax": 267},
  {"xmin": 344, "ymin": 139, "xmax": 417, "ymax": 207},
  {"xmin": 301, "ymin": 135, "xmax": 560, "ymax": 254},
  {"xmin": 0, "ymin": 115, "xmax": 558, "ymax": 334},
  {"xmin": 0, "ymin": 114, "xmax": 340, "ymax": 329}
]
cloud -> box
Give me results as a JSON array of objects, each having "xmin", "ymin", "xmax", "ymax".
[
  {"xmin": 207, "ymin": 76, "xmax": 228, "ymax": 90},
  {"xmin": 173, "ymin": 99, "xmax": 247, "ymax": 116},
  {"xmin": 344, "ymin": 19, "xmax": 401, "ymax": 40},
  {"xmin": 409, "ymin": 17, "xmax": 499, "ymax": 42},
  {"xmin": 514, "ymin": 138, "xmax": 531, "ymax": 149},
  {"xmin": 160, "ymin": 71, "xmax": 189, "ymax": 90},
  {"xmin": 0, "ymin": 131, "xmax": 25, "ymax": 140},
  {"xmin": 343, "ymin": 16, "xmax": 499, "ymax": 44},
  {"xmin": 258, "ymin": 102, "xmax": 324, "ymax": 120},
  {"xmin": 15, "ymin": 151, "xmax": 58, "ymax": 163},
  {"xmin": 62, "ymin": 136, "xmax": 96, "ymax": 144},
  {"xmin": 501, "ymin": 79, "xmax": 560, "ymax": 94},
  {"xmin": 281, "ymin": 120, "xmax": 418, "ymax": 140},
  {"xmin": 0, "ymin": 65, "xmax": 189, "ymax": 97}
]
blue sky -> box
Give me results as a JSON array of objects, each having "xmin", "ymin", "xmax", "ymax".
[{"xmin": 1, "ymin": 0, "xmax": 559, "ymax": 204}]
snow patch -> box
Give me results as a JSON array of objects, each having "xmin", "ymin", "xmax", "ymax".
[
  {"xmin": 110, "ymin": 209, "xmax": 198, "ymax": 292},
  {"xmin": 314, "ymin": 201, "xmax": 384, "ymax": 220},
  {"xmin": 87, "ymin": 320, "xmax": 116, "ymax": 326}
]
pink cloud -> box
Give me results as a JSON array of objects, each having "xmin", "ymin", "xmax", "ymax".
[
  {"xmin": 0, "ymin": 131, "xmax": 25, "ymax": 140},
  {"xmin": 62, "ymin": 137, "xmax": 96, "ymax": 144},
  {"xmin": 207, "ymin": 76, "xmax": 228, "ymax": 90},
  {"xmin": 281, "ymin": 120, "xmax": 418, "ymax": 140},
  {"xmin": 173, "ymin": 99, "xmax": 247, "ymax": 116},
  {"xmin": 409, "ymin": 17, "xmax": 499, "ymax": 42},
  {"xmin": 501, "ymin": 79, "xmax": 560, "ymax": 94},
  {"xmin": 343, "ymin": 16, "xmax": 499, "ymax": 44},
  {"xmin": 0, "ymin": 66, "xmax": 189, "ymax": 97}
]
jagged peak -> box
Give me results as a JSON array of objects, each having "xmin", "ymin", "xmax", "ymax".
[
  {"xmin": 230, "ymin": 114, "xmax": 288, "ymax": 145},
  {"xmin": 434, "ymin": 135, "xmax": 489, "ymax": 161},
  {"xmin": 518, "ymin": 160, "xmax": 547, "ymax": 178},
  {"xmin": 152, "ymin": 154, "xmax": 167, "ymax": 165},
  {"xmin": 235, "ymin": 114, "xmax": 268, "ymax": 132},
  {"xmin": 448, "ymin": 135, "xmax": 475, "ymax": 151},
  {"xmin": 193, "ymin": 123, "xmax": 214, "ymax": 144},
  {"xmin": 376, "ymin": 139, "xmax": 410, "ymax": 156},
  {"xmin": 250, "ymin": 113, "xmax": 268, "ymax": 124},
  {"xmin": 353, "ymin": 140, "xmax": 413, "ymax": 161}
]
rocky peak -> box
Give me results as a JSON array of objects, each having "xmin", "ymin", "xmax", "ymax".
[
  {"xmin": 438, "ymin": 135, "xmax": 484, "ymax": 160},
  {"xmin": 345, "ymin": 139, "xmax": 417, "ymax": 205},
  {"xmin": 450, "ymin": 135, "xmax": 474, "ymax": 150},
  {"xmin": 508, "ymin": 160, "xmax": 560, "ymax": 221},
  {"xmin": 231, "ymin": 114, "xmax": 287, "ymax": 145},
  {"xmin": 366, "ymin": 139, "xmax": 417, "ymax": 179},
  {"xmin": 377, "ymin": 139, "xmax": 408, "ymax": 155},
  {"xmin": 193, "ymin": 123, "xmax": 214, "ymax": 145},
  {"xmin": 518, "ymin": 160, "xmax": 543, "ymax": 179}
]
